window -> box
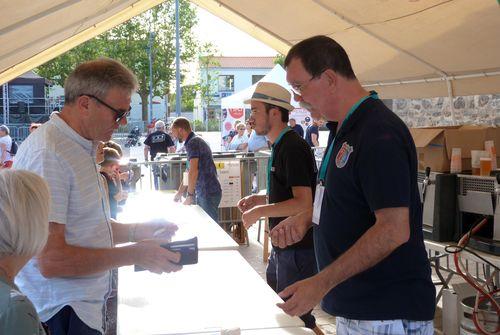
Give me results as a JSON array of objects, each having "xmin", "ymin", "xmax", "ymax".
[
  {"xmin": 252, "ymin": 75, "xmax": 264, "ymax": 85},
  {"xmin": 218, "ymin": 75, "xmax": 234, "ymax": 92}
]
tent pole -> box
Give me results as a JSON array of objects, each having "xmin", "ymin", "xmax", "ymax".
[{"xmin": 446, "ymin": 79, "xmax": 456, "ymax": 125}]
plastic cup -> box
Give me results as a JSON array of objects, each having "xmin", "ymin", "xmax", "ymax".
[
  {"xmin": 450, "ymin": 148, "xmax": 462, "ymax": 173},
  {"xmin": 480, "ymin": 157, "xmax": 492, "ymax": 176}
]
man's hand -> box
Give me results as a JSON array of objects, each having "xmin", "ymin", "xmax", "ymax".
[
  {"xmin": 241, "ymin": 206, "xmax": 263, "ymax": 229},
  {"xmin": 133, "ymin": 219, "xmax": 178, "ymax": 241},
  {"xmin": 237, "ymin": 194, "xmax": 265, "ymax": 213},
  {"xmin": 277, "ymin": 275, "xmax": 328, "ymax": 317},
  {"xmin": 270, "ymin": 209, "xmax": 312, "ymax": 248},
  {"xmin": 183, "ymin": 195, "xmax": 194, "ymax": 206},
  {"xmin": 173, "ymin": 191, "xmax": 183, "ymax": 202},
  {"xmin": 132, "ymin": 239, "xmax": 182, "ymax": 274}
]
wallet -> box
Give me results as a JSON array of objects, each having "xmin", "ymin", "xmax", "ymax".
[{"xmin": 134, "ymin": 237, "xmax": 198, "ymax": 272}]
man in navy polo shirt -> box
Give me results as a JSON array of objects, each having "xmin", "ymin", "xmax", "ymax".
[
  {"xmin": 272, "ymin": 36, "xmax": 435, "ymax": 334},
  {"xmin": 172, "ymin": 117, "xmax": 222, "ymax": 222},
  {"xmin": 237, "ymin": 82, "xmax": 323, "ymax": 335}
]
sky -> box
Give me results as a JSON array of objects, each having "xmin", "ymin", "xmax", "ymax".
[{"xmin": 194, "ymin": 6, "xmax": 277, "ymax": 57}]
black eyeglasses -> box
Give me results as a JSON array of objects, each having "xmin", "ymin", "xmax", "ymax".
[
  {"xmin": 290, "ymin": 70, "xmax": 326, "ymax": 96},
  {"xmin": 80, "ymin": 94, "xmax": 131, "ymax": 123}
]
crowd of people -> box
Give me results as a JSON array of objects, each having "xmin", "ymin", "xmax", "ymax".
[{"xmin": 0, "ymin": 35, "xmax": 435, "ymax": 335}]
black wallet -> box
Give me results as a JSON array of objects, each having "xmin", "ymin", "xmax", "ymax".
[{"xmin": 134, "ymin": 237, "xmax": 198, "ymax": 272}]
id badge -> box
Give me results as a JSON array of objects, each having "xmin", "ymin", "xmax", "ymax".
[
  {"xmin": 182, "ymin": 171, "xmax": 188, "ymax": 186},
  {"xmin": 312, "ymin": 184, "xmax": 324, "ymax": 225}
]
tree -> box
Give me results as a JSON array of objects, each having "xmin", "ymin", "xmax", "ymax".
[
  {"xmin": 197, "ymin": 43, "xmax": 220, "ymax": 125},
  {"xmin": 36, "ymin": 0, "xmax": 198, "ymax": 122},
  {"xmin": 274, "ymin": 54, "xmax": 285, "ymax": 67}
]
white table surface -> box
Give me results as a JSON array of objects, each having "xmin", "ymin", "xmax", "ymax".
[
  {"xmin": 117, "ymin": 250, "xmax": 306, "ymax": 335},
  {"xmin": 118, "ymin": 191, "xmax": 238, "ymax": 251}
]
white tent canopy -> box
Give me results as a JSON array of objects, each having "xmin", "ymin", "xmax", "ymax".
[
  {"xmin": 221, "ymin": 64, "xmax": 299, "ymax": 110},
  {"xmin": 1, "ymin": 0, "xmax": 500, "ymax": 99}
]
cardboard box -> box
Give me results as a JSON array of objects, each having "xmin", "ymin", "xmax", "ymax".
[{"xmin": 410, "ymin": 126, "xmax": 500, "ymax": 172}]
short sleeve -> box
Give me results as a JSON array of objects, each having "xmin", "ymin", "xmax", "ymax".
[
  {"xmin": 356, "ymin": 130, "xmax": 410, "ymax": 212},
  {"xmin": 143, "ymin": 134, "xmax": 152, "ymax": 146},
  {"xmin": 165, "ymin": 135, "xmax": 174, "ymax": 147},
  {"xmin": 283, "ymin": 143, "xmax": 315, "ymax": 189},
  {"xmin": 187, "ymin": 139, "xmax": 201, "ymax": 160},
  {"xmin": 23, "ymin": 150, "xmax": 70, "ymax": 224},
  {"xmin": 0, "ymin": 293, "xmax": 45, "ymax": 335}
]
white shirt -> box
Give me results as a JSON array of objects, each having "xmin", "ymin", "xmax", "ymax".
[
  {"xmin": 229, "ymin": 134, "xmax": 249, "ymax": 150},
  {"xmin": 0, "ymin": 135, "xmax": 12, "ymax": 163},
  {"xmin": 14, "ymin": 113, "xmax": 113, "ymax": 332}
]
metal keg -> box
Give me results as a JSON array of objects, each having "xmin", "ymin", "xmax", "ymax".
[{"xmin": 460, "ymin": 295, "xmax": 500, "ymax": 334}]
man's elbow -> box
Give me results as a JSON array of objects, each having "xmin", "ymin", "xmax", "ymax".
[{"xmin": 38, "ymin": 257, "xmax": 59, "ymax": 278}]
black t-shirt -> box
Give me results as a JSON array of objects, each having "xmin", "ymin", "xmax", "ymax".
[
  {"xmin": 269, "ymin": 129, "xmax": 317, "ymax": 250},
  {"xmin": 304, "ymin": 125, "xmax": 319, "ymax": 147},
  {"xmin": 144, "ymin": 131, "xmax": 174, "ymax": 159},
  {"xmin": 315, "ymin": 96, "xmax": 435, "ymax": 320},
  {"xmin": 291, "ymin": 124, "xmax": 304, "ymax": 138}
]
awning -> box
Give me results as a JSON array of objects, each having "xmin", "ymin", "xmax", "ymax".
[{"xmin": 1, "ymin": 0, "xmax": 500, "ymax": 99}]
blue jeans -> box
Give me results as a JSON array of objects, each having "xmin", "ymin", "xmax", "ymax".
[
  {"xmin": 336, "ymin": 317, "xmax": 434, "ymax": 335},
  {"xmin": 197, "ymin": 193, "xmax": 222, "ymax": 223},
  {"xmin": 266, "ymin": 248, "xmax": 318, "ymax": 329},
  {"xmin": 45, "ymin": 305, "xmax": 102, "ymax": 335}
]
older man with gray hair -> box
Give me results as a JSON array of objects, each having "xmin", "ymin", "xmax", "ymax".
[
  {"xmin": 14, "ymin": 58, "xmax": 182, "ymax": 335},
  {"xmin": 144, "ymin": 119, "xmax": 175, "ymax": 190}
]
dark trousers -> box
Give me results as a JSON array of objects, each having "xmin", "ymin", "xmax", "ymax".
[
  {"xmin": 197, "ymin": 193, "xmax": 222, "ymax": 223},
  {"xmin": 45, "ymin": 305, "xmax": 102, "ymax": 335},
  {"xmin": 266, "ymin": 248, "xmax": 318, "ymax": 329}
]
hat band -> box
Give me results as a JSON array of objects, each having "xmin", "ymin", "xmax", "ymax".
[{"xmin": 251, "ymin": 92, "xmax": 290, "ymax": 105}]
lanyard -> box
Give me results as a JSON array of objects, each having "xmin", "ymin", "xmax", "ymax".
[
  {"xmin": 318, "ymin": 92, "xmax": 379, "ymax": 183},
  {"xmin": 267, "ymin": 126, "xmax": 292, "ymax": 195}
]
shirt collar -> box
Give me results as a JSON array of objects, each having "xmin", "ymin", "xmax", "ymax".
[
  {"xmin": 184, "ymin": 131, "xmax": 195, "ymax": 145},
  {"xmin": 50, "ymin": 112, "xmax": 97, "ymax": 155}
]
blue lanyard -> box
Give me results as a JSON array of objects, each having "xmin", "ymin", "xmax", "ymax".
[
  {"xmin": 318, "ymin": 92, "xmax": 379, "ymax": 183},
  {"xmin": 267, "ymin": 127, "xmax": 292, "ymax": 195}
]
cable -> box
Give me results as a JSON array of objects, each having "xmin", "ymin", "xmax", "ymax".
[{"xmin": 447, "ymin": 217, "xmax": 500, "ymax": 335}]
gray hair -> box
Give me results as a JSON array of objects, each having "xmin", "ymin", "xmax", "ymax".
[
  {"xmin": 64, "ymin": 58, "xmax": 138, "ymax": 104},
  {"xmin": 0, "ymin": 170, "xmax": 50, "ymax": 256},
  {"xmin": 0, "ymin": 125, "xmax": 9, "ymax": 135},
  {"xmin": 155, "ymin": 120, "xmax": 165, "ymax": 130}
]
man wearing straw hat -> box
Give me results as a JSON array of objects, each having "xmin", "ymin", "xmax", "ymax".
[{"xmin": 237, "ymin": 82, "xmax": 323, "ymax": 334}]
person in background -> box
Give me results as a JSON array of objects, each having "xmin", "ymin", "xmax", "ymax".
[
  {"xmin": 144, "ymin": 120, "xmax": 175, "ymax": 190},
  {"xmin": 0, "ymin": 169, "xmax": 50, "ymax": 334},
  {"xmin": 29, "ymin": 123, "xmax": 42, "ymax": 134},
  {"xmin": 237, "ymin": 82, "xmax": 322, "ymax": 334},
  {"xmin": 304, "ymin": 119, "xmax": 320, "ymax": 147},
  {"xmin": 13, "ymin": 58, "xmax": 182, "ymax": 335},
  {"xmin": 172, "ymin": 117, "xmax": 222, "ymax": 222},
  {"xmin": 0, "ymin": 125, "xmax": 13, "ymax": 169},
  {"xmin": 228, "ymin": 123, "xmax": 249, "ymax": 151},
  {"xmin": 100, "ymin": 147, "xmax": 128, "ymax": 220},
  {"xmin": 273, "ymin": 35, "xmax": 435, "ymax": 335},
  {"xmin": 247, "ymin": 127, "xmax": 269, "ymax": 152},
  {"xmin": 289, "ymin": 118, "xmax": 304, "ymax": 138},
  {"xmin": 245, "ymin": 119, "xmax": 253, "ymax": 137}
]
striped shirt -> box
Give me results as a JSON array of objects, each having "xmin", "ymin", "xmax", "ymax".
[{"xmin": 13, "ymin": 113, "xmax": 113, "ymax": 333}]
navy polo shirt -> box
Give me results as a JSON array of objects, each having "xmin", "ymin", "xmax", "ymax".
[
  {"xmin": 185, "ymin": 132, "xmax": 222, "ymax": 197},
  {"xmin": 315, "ymin": 96, "xmax": 435, "ymax": 321}
]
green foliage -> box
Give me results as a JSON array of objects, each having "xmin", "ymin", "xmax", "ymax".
[
  {"xmin": 35, "ymin": 0, "xmax": 198, "ymax": 121},
  {"xmin": 192, "ymin": 118, "xmax": 219, "ymax": 132},
  {"xmin": 274, "ymin": 54, "xmax": 285, "ymax": 67}
]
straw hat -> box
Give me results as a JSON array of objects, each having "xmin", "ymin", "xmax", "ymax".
[{"xmin": 244, "ymin": 82, "xmax": 294, "ymax": 111}]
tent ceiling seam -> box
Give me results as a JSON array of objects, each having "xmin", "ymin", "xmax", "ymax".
[
  {"xmin": 0, "ymin": 1, "xmax": 129, "ymax": 63},
  {"xmin": 312, "ymin": 0, "xmax": 449, "ymax": 79}
]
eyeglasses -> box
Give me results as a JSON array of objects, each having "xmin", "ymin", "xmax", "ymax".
[
  {"xmin": 80, "ymin": 94, "xmax": 131, "ymax": 123},
  {"xmin": 289, "ymin": 70, "xmax": 325, "ymax": 96}
]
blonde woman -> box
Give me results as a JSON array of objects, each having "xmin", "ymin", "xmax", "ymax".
[{"xmin": 0, "ymin": 169, "xmax": 50, "ymax": 334}]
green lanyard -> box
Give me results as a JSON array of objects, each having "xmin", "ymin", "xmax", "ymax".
[
  {"xmin": 318, "ymin": 92, "xmax": 379, "ymax": 183},
  {"xmin": 267, "ymin": 126, "xmax": 292, "ymax": 195}
]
